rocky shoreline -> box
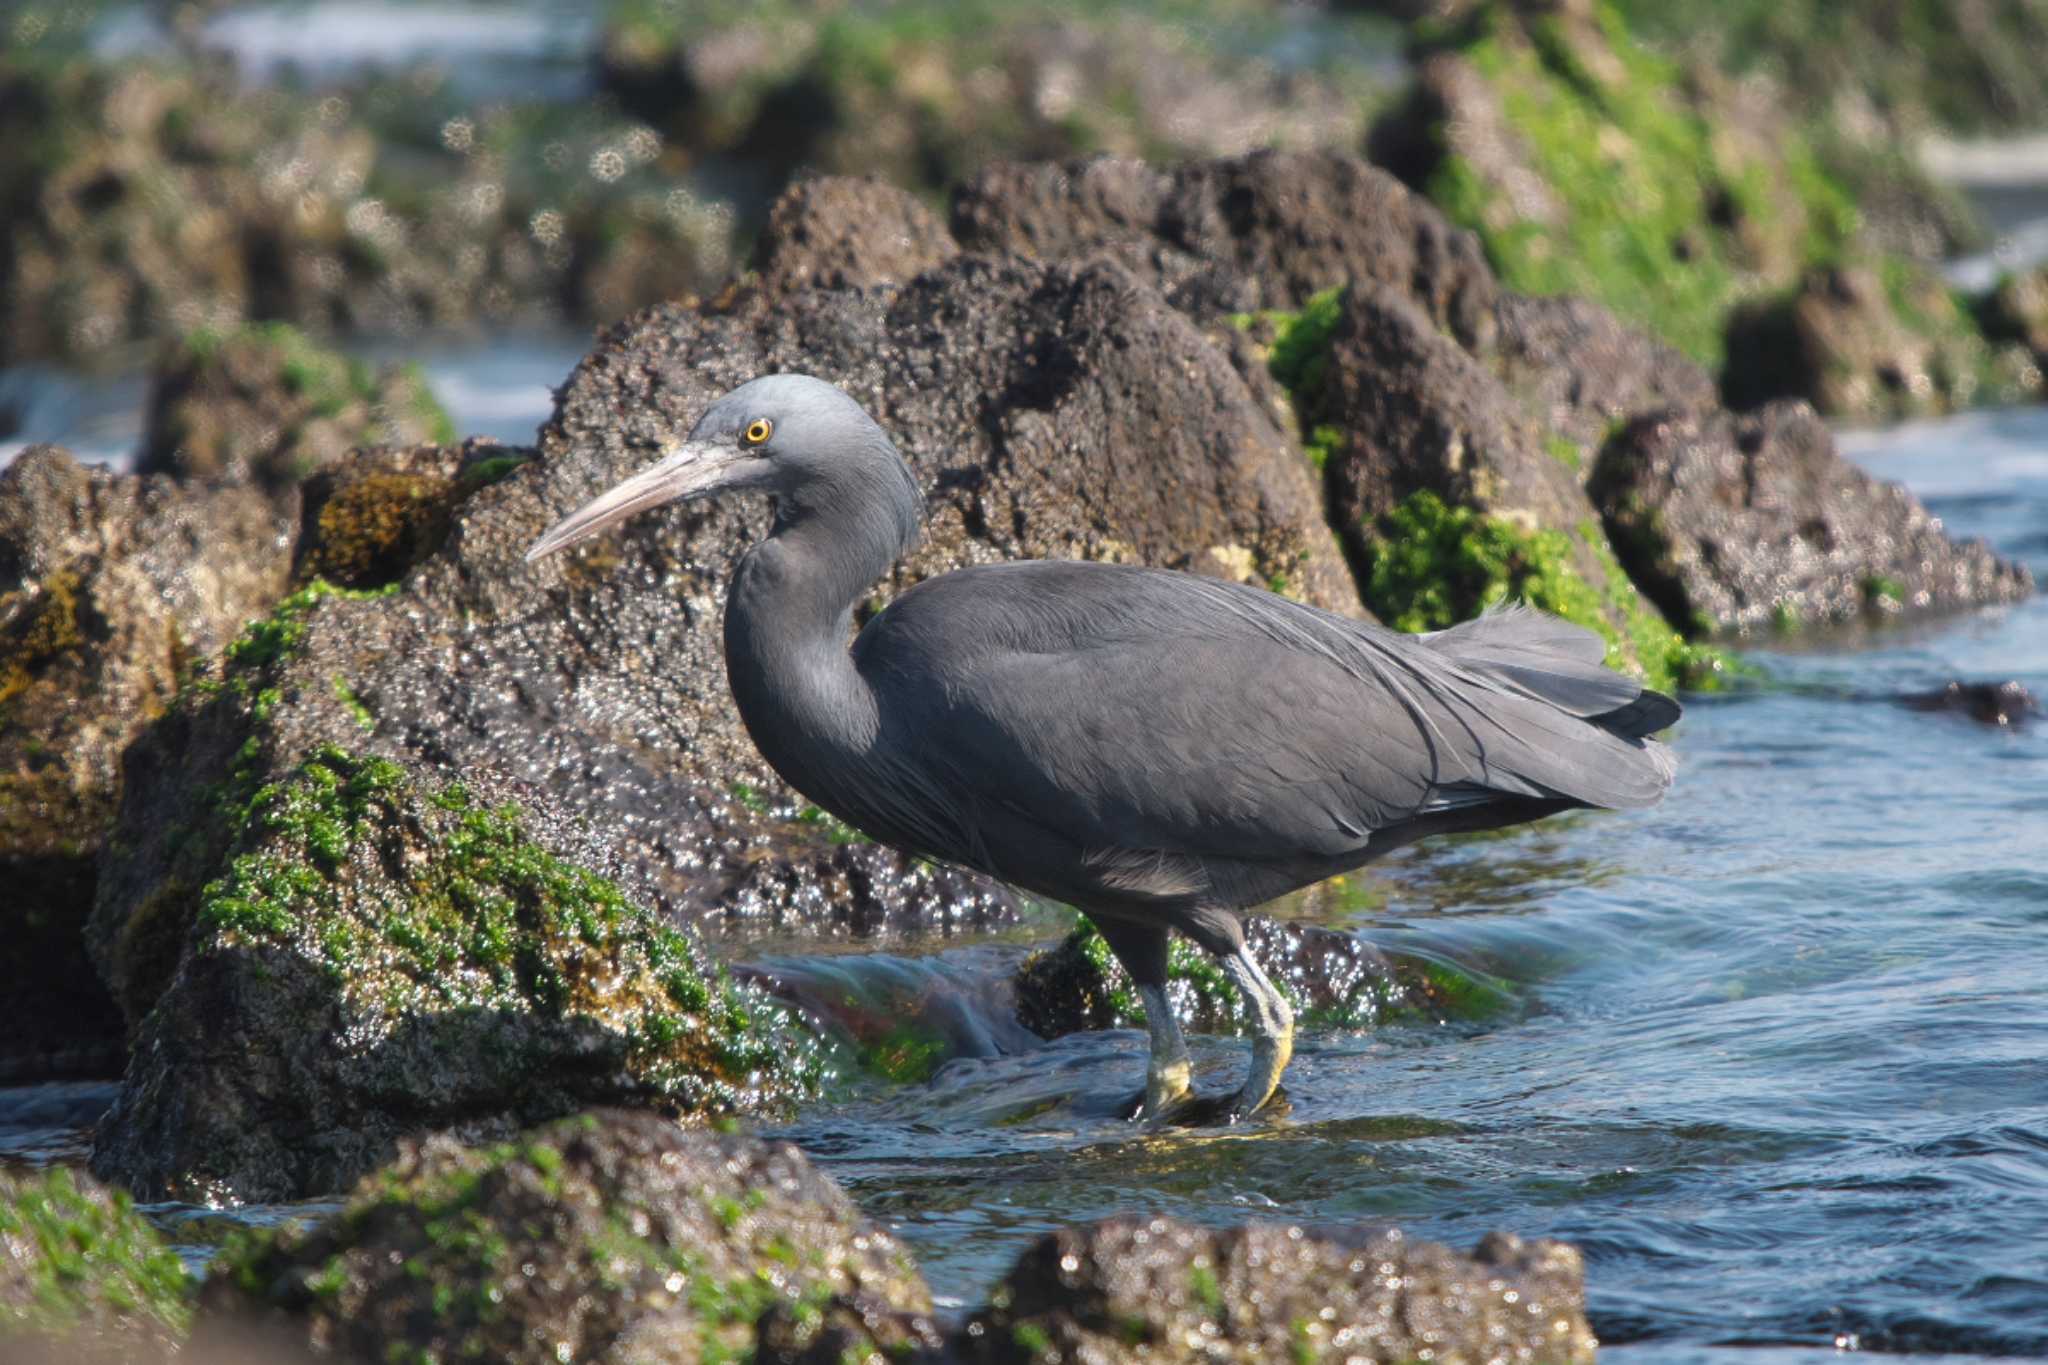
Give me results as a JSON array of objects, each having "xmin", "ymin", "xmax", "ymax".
[{"xmin": 3, "ymin": 1, "xmax": 2046, "ymax": 1359}]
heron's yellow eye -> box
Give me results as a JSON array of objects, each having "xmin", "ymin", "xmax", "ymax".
[{"xmin": 743, "ymin": 418, "xmax": 773, "ymax": 446}]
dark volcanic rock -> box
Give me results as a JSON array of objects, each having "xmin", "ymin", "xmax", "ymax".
[
  {"xmin": 962, "ymin": 1216, "xmax": 1596, "ymax": 1365},
  {"xmin": 1593, "ymin": 402, "xmax": 2036, "ymax": 634},
  {"xmin": 196, "ymin": 1111, "xmax": 930, "ymax": 1365},
  {"xmin": 755, "ymin": 177, "xmax": 958, "ymax": 294},
  {"xmin": 0, "ymin": 445, "xmax": 291, "ymax": 1082},
  {"xmin": 138, "ymin": 323, "xmax": 452, "ymax": 499},
  {"xmin": 1901, "ymin": 680, "xmax": 2041, "ymax": 728},
  {"xmin": 952, "ymin": 150, "xmax": 1500, "ymax": 343},
  {"xmin": 1488, "ymin": 292, "xmax": 1721, "ymax": 452}
]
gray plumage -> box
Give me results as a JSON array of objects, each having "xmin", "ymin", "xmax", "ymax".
[{"xmin": 528, "ymin": 373, "xmax": 1681, "ymax": 1122}]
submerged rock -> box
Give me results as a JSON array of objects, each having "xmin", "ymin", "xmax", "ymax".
[
  {"xmin": 1901, "ymin": 680, "xmax": 2041, "ymax": 729},
  {"xmin": 963, "ymin": 1216, "xmax": 1596, "ymax": 1365},
  {"xmin": 138, "ymin": 323, "xmax": 453, "ymax": 500},
  {"xmin": 195, "ymin": 1110, "xmax": 929, "ymax": 1365},
  {"xmin": 1592, "ymin": 402, "xmax": 2035, "ymax": 635},
  {"xmin": 0, "ymin": 1166, "xmax": 190, "ymax": 1358},
  {"xmin": 89, "ymin": 744, "xmax": 823, "ymax": 1202},
  {"xmin": 0, "ymin": 446, "xmax": 292, "ymax": 1082}
]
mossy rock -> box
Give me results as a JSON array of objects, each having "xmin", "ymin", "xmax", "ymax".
[
  {"xmin": 1013, "ymin": 918, "xmax": 1519, "ymax": 1041},
  {"xmin": 194, "ymin": 1111, "xmax": 930, "ymax": 1365},
  {"xmin": 1279, "ymin": 282, "xmax": 1732, "ymax": 693},
  {"xmin": 139, "ymin": 322, "xmax": 454, "ymax": 496},
  {"xmin": 0, "ymin": 1167, "xmax": 191, "ymax": 1357},
  {"xmin": 89, "ymin": 738, "xmax": 828, "ymax": 1202}
]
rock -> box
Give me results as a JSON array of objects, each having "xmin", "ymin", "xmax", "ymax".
[
  {"xmin": 757, "ymin": 1294, "xmax": 951, "ymax": 1365},
  {"xmin": 84, "ymin": 172, "xmax": 1371, "ymax": 1196},
  {"xmin": 756, "ymin": 177, "xmax": 958, "ymax": 294},
  {"xmin": 292, "ymin": 439, "xmax": 528, "ymax": 589},
  {"xmin": 1303, "ymin": 283, "xmax": 1719, "ymax": 690},
  {"xmin": 1722, "ymin": 261, "xmax": 2039, "ymax": 422},
  {"xmin": 952, "ymin": 150, "xmax": 1499, "ymax": 343},
  {"xmin": 1487, "ymin": 292, "xmax": 1721, "ymax": 452},
  {"xmin": 138, "ymin": 323, "xmax": 453, "ymax": 498},
  {"xmin": 962, "ymin": 1216, "xmax": 1597, "ymax": 1365},
  {"xmin": 1901, "ymin": 680, "xmax": 2041, "ymax": 728},
  {"xmin": 88, "ymin": 744, "xmax": 824, "ymax": 1202},
  {"xmin": 1592, "ymin": 401, "xmax": 2035, "ymax": 634},
  {"xmin": 1367, "ymin": 0, "xmax": 1866, "ymax": 382},
  {"xmin": 1013, "ymin": 918, "xmax": 1517, "ymax": 1043},
  {"xmin": 194, "ymin": 1111, "xmax": 930, "ymax": 1365},
  {"xmin": 0, "ymin": 53, "xmax": 724, "ymax": 365},
  {"xmin": 0, "ymin": 445, "xmax": 292, "ymax": 1082},
  {"xmin": 0, "ymin": 1166, "xmax": 190, "ymax": 1359},
  {"xmin": 599, "ymin": 5, "xmax": 1371, "ymax": 216}
]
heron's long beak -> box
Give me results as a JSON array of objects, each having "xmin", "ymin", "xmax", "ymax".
[{"xmin": 524, "ymin": 440, "xmax": 752, "ymax": 562}]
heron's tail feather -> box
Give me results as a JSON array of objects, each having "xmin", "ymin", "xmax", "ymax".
[{"xmin": 1422, "ymin": 604, "xmax": 1680, "ymax": 736}]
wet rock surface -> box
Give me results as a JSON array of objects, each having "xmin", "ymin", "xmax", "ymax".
[
  {"xmin": 962, "ymin": 1216, "xmax": 1597, "ymax": 1365},
  {"xmin": 0, "ymin": 445, "xmax": 292, "ymax": 1082},
  {"xmin": 196, "ymin": 1110, "xmax": 930, "ymax": 1365},
  {"xmin": 138, "ymin": 323, "xmax": 452, "ymax": 500},
  {"xmin": 0, "ymin": 1166, "xmax": 190, "ymax": 1358},
  {"xmin": 1593, "ymin": 402, "xmax": 2036, "ymax": 635}
]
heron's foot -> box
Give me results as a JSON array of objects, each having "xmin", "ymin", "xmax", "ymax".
[
  {"xmin": 1123, "ymin": 1056, "xmax": 1194, "ymax": 1122},
  {"xmin": 1153, "ymin": 1082, "xmax": 1291, "ymax": 1127}
]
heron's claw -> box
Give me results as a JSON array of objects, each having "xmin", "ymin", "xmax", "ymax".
[{"xmin": 1128, "ymin": 1084, "xmax": 1289, "ymax": 1128}]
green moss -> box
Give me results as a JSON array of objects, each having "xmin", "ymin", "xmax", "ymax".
[
  {"xmin": 0, "ymin": 1168, "xmax": 192, "ymax": 1343},
  {"xmin": 1360, "ymin": 491, "xmax": 1732, "ymax": 693},
  {"xmin": 220, "ymin": 579, "xmax": 398, "ymax": 686},
  {"xmin": 1013, "ymin": 1321, "xmax": 1055, "ymax": 1357},
  {"xmin": 1546, "ymin": 434, "xmax": 1583, "ymax": 472},
  {"xmin": 332, "ymin": 676, "xmax": 375, "ymax": 731},
  {"xmin": 1265, "ymin": 286, "xmax": 1346, "ymax": 400},
  {"xmin": 1421, "ymin": 2, "xmax": 1856, "ymax": 369},
  {"xmin": 191, "ymin": 746, "xmax": 822, "ymax": 1113},
  {"xmin": 1188, "ymin": 1263, "xmax": 1223, "ymax": 1316}
]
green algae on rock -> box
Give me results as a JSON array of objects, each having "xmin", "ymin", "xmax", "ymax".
[
  {"xmin": 1376, "ymin": 0, "xmax": 1855, "ymax": 372},
  {"xmin": 195, "ymin": 1111, "xmax": 930, "ymax": 1365},
  {"xmin": 90, "ymin": 743, "xmax": 826, "ymax": 1203},
  {"xmin": 1361, "ymin": 490, "xmax": 1730, "ymax": 694},
  {"xmin": 0, "ymin": 1167, "xmax": 191, "ymax": 1357},
  {"xmin": 1013, "ymin": 918, "xmax": 1518, "ymax": 1043}
]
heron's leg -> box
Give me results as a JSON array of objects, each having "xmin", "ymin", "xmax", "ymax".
[
  {"xmin": 1090, "ymin": 916, "xmax": 1190, "ymax": 1117},
  {"xmin": 1218, "ymin": 944, "xmax": 1294, "ymax": 1119},
  {"xmin": 1135, "ymin": 983, "xmax": 1192, "ymax": 1115}
]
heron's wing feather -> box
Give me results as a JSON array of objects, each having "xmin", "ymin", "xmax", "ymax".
[{"xmin": 858, "ymin": 564, "xmax": 1677, "ymax": 870}]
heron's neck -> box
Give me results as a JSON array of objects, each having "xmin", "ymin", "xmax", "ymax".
[{"xmin": 723, "ymin": 513, "xmax": 897, "ymax": 802}]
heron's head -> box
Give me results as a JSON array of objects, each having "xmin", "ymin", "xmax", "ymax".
[{"xmin": 525, "ymin": 373, "xmax": 919, "ymax": 562}]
